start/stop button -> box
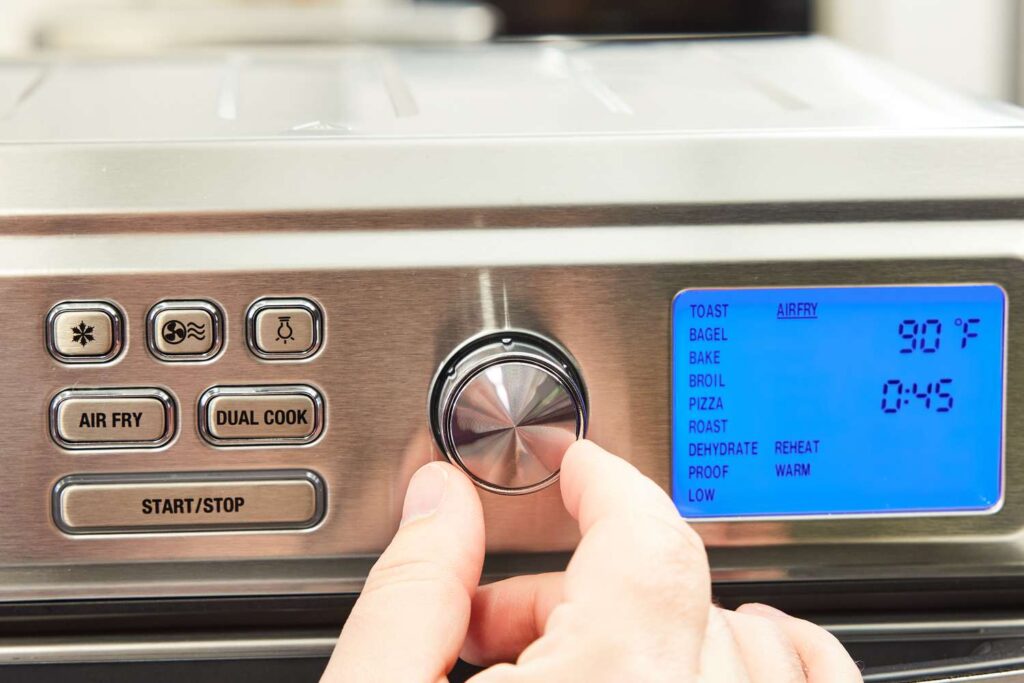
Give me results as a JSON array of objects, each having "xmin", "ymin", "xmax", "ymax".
[
  {"xmin": 198, "ymin": 385, "xmax": 325, "ymax": 447},
  {"xmin": 53, "ymin": 470, "xmax": 325, "ymax": 534}
]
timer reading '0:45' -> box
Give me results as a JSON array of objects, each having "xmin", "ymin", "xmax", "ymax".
[
  {"xmin": 881, "ymin": 316, "xmax": 984, "ymax": 414},
  {"xmin": 881, "ymin": 379, "xmax": 952, "ymax": 413}
]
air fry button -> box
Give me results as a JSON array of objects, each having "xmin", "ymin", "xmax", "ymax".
[
  {"xmin": 198, "ymin": 385, "xmax": 324, "ymax": 447},
  {"xmin": 50, "ymin": 388, "xmax": 176, "ymax": 450}
]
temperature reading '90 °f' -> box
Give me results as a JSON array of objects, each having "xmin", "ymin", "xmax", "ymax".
[{"xmin": 898, "ymin": 317, "xmax": 981, "ymax": 353}]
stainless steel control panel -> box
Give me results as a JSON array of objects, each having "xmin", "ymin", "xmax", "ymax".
[{"xmin": 0, "ymin": 222, "xmax": 1023, "ymax": 603}]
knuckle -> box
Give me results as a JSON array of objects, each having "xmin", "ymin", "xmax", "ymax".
[
  {"xmin": 637, "ymin": 513, "xmax": 709, "ymax": 575},
  {"xmin": 790, "ymin": 614, "xmax": 846, "ymax": 648},
  {"xmin": 811, "ymin": 620, "xmax": 842, "ymax": 641},
  {"xmin": 751, "ymin": 614, "xmax": 807, "ymax": 681},
  {"xmin": 585, "ymin": 512, "xmax": 709, "ymax": 605}
]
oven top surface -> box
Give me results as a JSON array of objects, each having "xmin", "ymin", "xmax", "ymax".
[
  {"xmin": 3, "ymin": 36, "xmax": 1024, "ymax": 217},
  {"xmin": 1, "ymin": 36, "xmax": 1021, "ymax": 146}
]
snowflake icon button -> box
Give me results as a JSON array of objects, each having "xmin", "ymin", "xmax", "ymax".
[{"xmin": 46, "ymin": 302, "xmax": 123, "ymax": 363}]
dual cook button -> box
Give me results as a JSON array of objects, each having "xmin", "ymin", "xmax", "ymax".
[{"xmin": 198, "ymin": 385, "xmax": 325, "ymax": 447}]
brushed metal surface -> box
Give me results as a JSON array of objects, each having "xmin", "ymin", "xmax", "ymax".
[
  {"xmin": 0, "ymin": 631, "xmax": 338, "ymax": 664},
  {"xmin": 880, "ymin": 666, "xmax": 1024, "ymax": 682},
  {"xmin": 4, "ymin": 616, "xmax": 1024, "ymax": 675},
  {"xmin": 0, "ymin": 223, "xmax": 1023, "ymax": 600},
  {"xmin": 929, "ymin": 674, "xmax": 1024, "ymax": 683}
]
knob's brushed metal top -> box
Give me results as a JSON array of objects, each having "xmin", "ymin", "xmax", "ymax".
[
  {"xmin": 432, "ymin": 333, "xmax": 588, "ymax": 495},
  {"xmin": 449, "ymin": 361, "xmax": 580, "ymax": 493}
]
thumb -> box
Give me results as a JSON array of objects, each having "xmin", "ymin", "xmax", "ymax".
[{"xmin": 320, "ymin": 462, "xmax": 486, "ymax": 683}]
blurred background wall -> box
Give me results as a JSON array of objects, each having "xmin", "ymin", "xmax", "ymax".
[
  {"xmin": 1, "ymin": 0, "xmax": 1021, "ymax": 103},
  {"xmin": 817, "ymin": 0, "xmax": 1019, "ymax": 101}
]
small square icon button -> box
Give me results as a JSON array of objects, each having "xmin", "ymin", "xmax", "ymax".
[
  {"xmin": 147, "ymin": 300, "xmax": 224, "ymax": 361},
  {"xmin": 247, "ymin": 298, "xmax": 323, "ymax": 360},
  {"xmin": 46, "ymin": 302, "xmax": 123, "ymax": 364},
  {"xmin": 255, "ymin": 308, "xmax": 314, "ymax": 353}
]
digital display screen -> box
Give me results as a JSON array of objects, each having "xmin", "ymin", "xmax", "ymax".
[{"xmin": 671, "ymin": 285, "xmax": 1006, "ymax": 519}]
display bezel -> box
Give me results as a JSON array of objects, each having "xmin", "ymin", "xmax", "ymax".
[{"xmin": 670, "ymin": 282, "xmax": 1009, "ymax": 523}]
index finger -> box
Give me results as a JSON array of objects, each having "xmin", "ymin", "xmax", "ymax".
[
  {"xmin": 560, "ymin": 439, "xmax": 693, "ymax": 536},
  {"xmin": 559, "ymin": 441, "xmax": 711, "ymax": 660},
  {"xmin": 464, "ymin": 442, "xmax": 714, "ymax": 671}
]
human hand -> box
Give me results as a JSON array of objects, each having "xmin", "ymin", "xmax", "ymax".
[{"xmin": 320, "ymin": 440, "xmax": 862, "ymax": 682}]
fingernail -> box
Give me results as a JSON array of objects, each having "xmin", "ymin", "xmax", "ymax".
[
  {"xmin": 401, "ymin": 462, "xmax": 449, "ymax": 526},
  {"xmin": 738, "ymin": 603, "xmax": 789, "ymax": 620}
]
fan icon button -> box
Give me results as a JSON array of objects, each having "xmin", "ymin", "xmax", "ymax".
[{"xmin": 147, "ymin": 301, "xmax": 224, "ymax": 361}]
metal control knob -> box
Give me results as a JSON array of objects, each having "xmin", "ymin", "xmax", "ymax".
[{"xmin": 430, "ymin": 332, "xmax": 588, "ymax": 495}]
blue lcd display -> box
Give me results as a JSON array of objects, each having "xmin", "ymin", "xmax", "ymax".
[{"xmin": 671, "ymin": 285, "xmax": 1006, "ymax": 519}]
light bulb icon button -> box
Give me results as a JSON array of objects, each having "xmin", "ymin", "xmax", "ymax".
[{"xmin": 248, "ymin": 298, "xmax": 323, "ymax": 359}]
